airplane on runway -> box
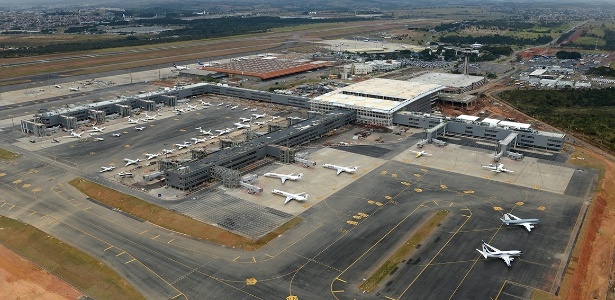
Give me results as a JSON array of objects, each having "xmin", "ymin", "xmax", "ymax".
[
  {"xmin": 100, "ymin": 166, "xmax": 115, "ymax": 173},
  {"xmin": 410, "ymin": 150, "xmax": 432, "ymax": 158},
  {"xmin": 482, "ymin": 163, "xmax": 514, "ymax": 173},
  {"xmin": 323, "ymin": 164, "xmax": 358, "ymax": 175},
  {"xmin": 88, "ymin": 126, "xmax": 105, "ymax": 133},
  {"xmin": 135, "ymin": 127, "xmax": 145, "ymax": 131},
  {"xmin": 175, "ymin": 141, "xmax": 192, "ymax": 149},
  {"xmin": 173, "ymin": 62, "xmax": 189, "ymax": 70},
  {"xmin": 263, "ymin": 172, "xmax": 303, "ymax": 184},
  {"xmin": 476, "ymin": 240, "xmax": 522, "ymax": 267},
  {"xmin": 252, "ymin": 113, "xmax": 266, "ymax": 119},
  {"xmin": 239, "ymin": 117, "xmax": 252, "ymax": 123},
  {"xmin": 64, "ymin": 130, "xmax": 83, "ymax": 138},
  {"xmin": 124, "ymin": 158, "xmax": 141, "ymax": 166},
  {"xmin": 145, "ymin": 153, "xmax": 160, "ymax": 160},
  {"xmin": 191, "ymin": 137, "xmax": 207, "ymax": 144},
  {"xmin": 162, "ymin": 149, "xmax": 175, "ymax": 155},
  {"xmin": 111, "ymin": 133, "xmax": 121, "ymax": 137},
  {"xmin": 127, "ymin": 117, "xmax": 139, "ymax": 124},
  {"xmin": 272, "ymin": 189, "xmax": 309, "ymax": 204},
  {"xmin": 234, "ymin": 122, "xmax": 250, "ymax": 129},
  {"xmin": 500, "ymin": 213, "xmax": 540, "ymax": 232},
  {"xmin": 230, "ymin": 105, "xmax": 239, "ymax": 110}
]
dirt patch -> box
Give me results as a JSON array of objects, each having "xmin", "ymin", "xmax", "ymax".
[{"xmin": 0, "ymin": 244, "xmax": 82, "ymax": 300}]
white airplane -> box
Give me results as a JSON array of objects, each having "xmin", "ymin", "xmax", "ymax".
[
  {"xmin": 186, "ymin": 104, "xmax": 197, "ymax": 110},
  {"xmin": 250, "ymin": 108, "xmax": 258, "ymax": 112},
  {"xmin": 230, "ymin": 105, "xmax": 239, "ymax": 110},
  {"xmin": 68, "ymin": 87, "xmax": 79, "ymax": 91},
  {"xmin": 482, "ymin": 163, "xmax": 514, "ymax": 173},
  {"xmin": 199, "ymin": 100, "xmax": 211, "ymax": 106},
  {"xmin": 162, "ymin": 149, "xmax": 175, "ymax": 155},
  {"xmin": 215, "ymin": 129, "xmax": 232, "ymax": 136},
  {"xmin": 253, "ymin": 121, "xmax": 265, "ymax": 126},
  {"xmin": 197, "ymin": 60, "xmax": 210, "ymax": 67},
  {"xmin": 64, "ymin": 130, "xmax": 83, "ymax": 138},
  {"xmin": 175, "ymin": 142, "xmax": 191, "ymax": 149},
  {"xmin": 263, "ymin": 172, "xmax": 303, "ymax": 184},
  {"xmin": 242, "ymin": 107, "xmax": 249, "ymax": 111},
  {"xmin": 198, "ymin": 129, "xmax": 213, "ymax": 135},
  {"xmin": 145, "ymin": 153, "xmax": 160, "ymax": 160},
  {"xmin": 217, "ymin": 102, "xmax": 224, "ymax": 106},
  {"xmin": 272, "ymin": 116, "xmax": 280, "ymax": 119},
  {"xmin": 191, "ymin": 137, "xmax": 207, "ymax": 144},
  {"xmin": 410, "ymin": 150, "xmax": 432, "ymax": 158},
  {"xmin": 100, "ymin": 166, "xmax": 115, "ymax": 173},
  {"xmin": 323, "ymin": 164, "xmax": 358, "ymax": 175},
  {"xmin": 272, "ymin": 189, "xmax": 309, "ymax": 204},
  {"xmin": 124, "ymin": 158, "xmax": 141, "ymax": 166},
  {"xmin": 127, "ymin": 117, "xmax": 139, "ymax": 124},
  {"xmin": 239, "ymin": 117, "xmax": 252, "ymax": 123},
  {"xmin": 234, "ymin": 122, "xmax": 250, "ymax": 129},
  {"xmin": 143, "ymin": 113, "xmax": 156, "ymax": 121},
  {"xmin": 252, "ymin": 113, "xmax": 266, "ymax": 119},
  {"xmin": 51, "ymin": 138, "xmax": 60, "ymax": 143},
  {"xmin": 500, "ymin": 213, "xmax": 540, "ymax": 232},
  {"xmin": 476, "ymin": 240, "xmax": 522, "ymax": 267},
  {"xmin": 135, "ymin": 127, "xmax": 145, "ymax": 131},
  {"xmin": 88, "ymin": 126, "xmax": 105, "ymax": 133},
  {"xmin": 111, "ymin": 133, "xmax": 121, "ymax": 137},
  {"xmin": 94, "ymin": 137, "xmax": 104, "ymax": 141},
  {"xmin": 117, "ymin": 172, "xmax": 133, "ymax": 178},
  {"xmin": 173, "ymin": 62, "xmax": 189, "ymax": 70},
  {"xmin": 54, "ymin": 84, "xmax": 62, "ymax": 89}
]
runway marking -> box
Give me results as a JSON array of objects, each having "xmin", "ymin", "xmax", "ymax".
[
  {"xmin": 414, "ymin": 188, "xmax": 423, "ymax": 193},
  {"xmin": 460, "ymin": 208, "xmax": 470, "ymax": 211},
  {"xmin": 286, "ymin": 296, "xmax": 298, "ymax": 300},
  {"xmin": 401, "ymin": 181, "xmax": 411, "ymax": 186},
  {"xmin": 233, "ymin": 256, "xmax": 240, "ymax": 262},
  {"xmin": 167, "ymin": 239, "xmax": 174, "ymax": 244},
  {"xmin": 352, "ymin": 215, "xmax": 362, "ymax": 220},
  {"xmin": 39, "ymin": 215, "xmax": 45, "ymax": 219},
  {"xmin": 532, "ymin": 185, "xmax": 541, "ymax": 189},
  {"xmin": 380, "ymin": 171, "xmax": 388, "ymax": 175},
  {"xmin": 385, "ymin": 196, "xmax": 392, "ymax": 200},
  {"xmin": 515, "ymin": 201, "xmax": 524, "ymax": 206},
  {"xmin": 375, "ymin": 202, "xmax": 383, "ymax": 207},
  {"xmin": 537, "ymin": 206, "xmax": 546, "ymax": 211},
  {"xmin": 391, "ymin": 173, "xmax": 397, "ymax": 178},
  {"xmin": 419, "ymin": 204, "xmax": 429, "ymax": 208},
  {"xmin": 358, "ymin": 212, "xmax": 369, "ymax": 218},
  {"xmin": 463, "ymin": 190, "xmax": 474, "ymax": 194},
  {"xmin": 413, "ymin": 173, "xmax": 422, "ymax": 177},
  {"xmin": 246, "ymin": 278, "xmax": 257, "ymax": 285},
  {"xmin": 346, "ymin": 220, "xmax": 358, "ymax": 225},
  {"xmin": 433, "ymin": 200, "xmax": 438, "ymax": 205},
  {"xmin": 335, "ymin": 278, "xmax": 346, "ymax": 283},
  {"xmin": 461, "ymin": 214, "xmax": 471, "ymax": 218},
  {"xmin": 125, "ymin": 258, "xmax": 136, "ymax": 264},
  {"xmin": 104, "ymin": 245, "xmax": 113, "ymax": 251},
  {"xmin": 265, "ymin": 254, "xmax": 274, "ymax": 258},
  {"xmin": 493, "ymin": 206, "xmax": 503, "ymax": 211},
  {"xmin": 332, "ymin": 290, "xmax": 344, "ymax": 293},
  {"xmin": 384, "ymin": 296, "xmax": 396, "ymax": 300},
  {"xmin": 115, "ymin": 251, "xmax": 126, "ymax": 257},
  {"xmin": 28, "ymin": 211, "xmax": 36, "ymax": 216},
  {"xmin": 140, "ymin": 230, "xmax": 148, "ymax": 234},
  {"xmin": 170, "ymin": 294, "xmax": 184, "ymax": 299},
  {"xmin": 151, "ymin": 234, "xmax": 160, "ymax": 240}
]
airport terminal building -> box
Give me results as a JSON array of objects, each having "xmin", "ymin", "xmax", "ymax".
[{"xmin": 311, "ymin": 78, "xmax": 445, "ymax": 126}]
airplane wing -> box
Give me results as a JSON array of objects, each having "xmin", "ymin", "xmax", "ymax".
[
  {"xmin": 501, "ymin": 255, "xmax": 512, "ymax": 267},
  {"xmin": 336, "ymin": 169, "xmax": 343, "ymax": 175},
  {"xmin": 522, "ymin": 223, "xmax": 533, "ymax": 232},
  {"xmin": 284, "ymin": 196, "xmax": 293, "ymax": 204},
  {"xmin": 415, "ymin": 152, "xmax": 421, "ymax": 157},
  {"xmin": 281, "ymin": 177, "xmax": 287, "ymax": 184}
]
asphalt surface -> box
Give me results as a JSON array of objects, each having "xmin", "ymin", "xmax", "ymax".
[{"xmin": 0, "ymin": 98, "xmax": 596, "ymax": 300}]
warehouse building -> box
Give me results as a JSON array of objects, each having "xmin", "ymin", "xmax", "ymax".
[{"xmin": 407, "ymin": 72, "xmax": 486, "ymax": 94}]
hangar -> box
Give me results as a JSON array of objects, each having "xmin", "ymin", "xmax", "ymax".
[
  {"xmin": 199, "ymin": 57, "xmax": 332, "ymax": 81},
  {"xmin": 407, "ymin": 72, "xmax": 486, "ymax": 94},
  {"xmin": 310, "ymin": 78, "xmax": 445, "ymax": 126}
]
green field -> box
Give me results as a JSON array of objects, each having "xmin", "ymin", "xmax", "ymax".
[
  {"xmin": 0, "ymin": 147, "xmax": 19, "ymax": 159},
  {"xmin": 0, "ymin": 215, "xmax": 144, "ymax": 299}
]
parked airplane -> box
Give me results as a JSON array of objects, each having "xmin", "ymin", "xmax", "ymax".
[
  {"xmin": 124, "ymin": 158, "xmax": 141, "ymax": 166},
  {"xmin": 68, "ymin": 87, "xmax": 80, "ymax": 91},
  {"xmin": 482, "ymin": 163, "xmax": 514, "ymax": 173},
  {"xmin": 253, "ymin": 121, "xmax": 265, "ymax": 126},
  {"xmin": 88, "ymin": 126, "xmax": 105, "ymax": 133},
  {"xmin": 242, "ymin": 107, "xmax": 249, "ymax": 111},
  {"xmin": 117, "ymin": 172, "xmax": 133, "ymax": 178},
  {"xmin": 162, "ymin": 149, "xmax": 175, "ymax": 155},
  {"xmin": 410, "ymin": 150, "xmax": 432, "ymax": 158},
  {"xmin": 263, "ymin": 172, "xmax": 303, "ymax": 184},
  {"xmin": 143, "ymin": 113, "xmax": 156, "ymax": 121},
  {"xmin": 323, "ymin": 164, "xmax": 358, "ymax": 175},
  {"xmin": 230, "ymin": 105, "xmax": 239, "ymax": 110},
  {"xmin": 94, "ymin": 137, "xmax": 104, "ymax": 141},
  {"xmin": 175, "ymin": 142, "xmax": 191, "ymax": 149},
  {"xmin": 272, "ymin": 116, "xmax": 280, "ymax": 119},
  {"xmin": 51, "ymin": 138, "xmax": 60, "ymax": 143},
  {"xmin": 198, "ymin": 129, "xmax": 213, "ymax": 135},
  {"xmin": 186, "ymin": 104, "xmax": 197, "ymax": 111},
  {"xmin": 173, "ymin": 62, "xmax": 189, "ymax": 70},
  {"xmin": 135, "ymin": 127, "xmax": 145, "ymax": 131},
  {"xmin": 54, "ymin": 85, "xmax": 62, "ymax": 89},
  {"xmin": 111, "ymin": 133, "xmax": 121, "ymax": 137},
  {"xmin": 250, "ymin": 108, "xmax": 258, "ymax": 112},
  {"xmin": 100, "ymin": 166, "xmax": 115, "ymax": 173},
  {"xmin": 252, "ymin": 113, "xmax": 266, "ymax": 119},
  {"xmin": 127, "ymin": 117, "xmax": 139, "ymax": 124},
  {"xmin": 217, "ymin": 102, "xmax": 224, "ymax": 106},
  {"xmin": 272, "ymin": 189, "xmax": 309, "ymax": 204},
  {"xmin": 64, "ymin": 130, "xmax": 82, "ymax": 138},
  {"xmin": 145, "ymin": 153, "xmax": 159, "ymax": 160},
  {"xmin": 191, "ymin": 137, "xmax": 207, "ymax": 144},
  {"xmin": 197, "ymin": 60, "xmax": 210, "ymax": 67},
  {"xmin": 199, "ymin": 100, "xmax": 211, "ymax": 106},
  {"xmin": 500, "ymin": 213, "xmax": 540, "ymax": 232},
  {"xmin": 215, "ymin": 128, "xmax": 232, "ymax": 135},
  {"xmin": 239, "ymin": 117, "xmax": 252, "ymax": 123},
  {"xmin": 476, "ymin": 240, "xmax": 522, "ymax": 267},
  {"xmin": 234, "ymin": 122, "xmax": 250, "ymax": 129}
]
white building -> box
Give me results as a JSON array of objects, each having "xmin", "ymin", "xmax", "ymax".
[{"xmin": 311, "ymin": 78, "xmax": 445, "ymax": 126}]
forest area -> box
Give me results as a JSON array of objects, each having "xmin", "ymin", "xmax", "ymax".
[{"xmin": 499, "ymin": 89, "xmax": 615, "ymax": 152}]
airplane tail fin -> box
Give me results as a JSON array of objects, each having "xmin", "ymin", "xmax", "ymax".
[
  {"xmin": 501, "ymin": 213, "xmax": 511, "ymax": 224},
  {"xmin": 476, "ymin": 249, "xmax": 488, "ymax": 259}
]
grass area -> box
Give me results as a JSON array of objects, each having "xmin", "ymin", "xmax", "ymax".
[
  {"xmin": 574, "ymin": 36, "xmax": 606, "ymax": 46},
  {"xmin": 0, "ymin": 147, "xmax": 20, "ymax": 160},
  {"xmin": 68, "ymin": 178, "xmax": 301, "ymax": 250},
  {"xmin": 359, "ymin": 210, "xmax": 450, "ymax": 292},
  {"xmin": 531, "ymin": 289, "xmax": 555, "ymax": 300},
  {"xmin": 567, "ymin": 146, "xmax": 607, "ymax": 188},
  {"xmin": 0, "ymin": 215, "xmax": 144, "ymax": 299}
]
